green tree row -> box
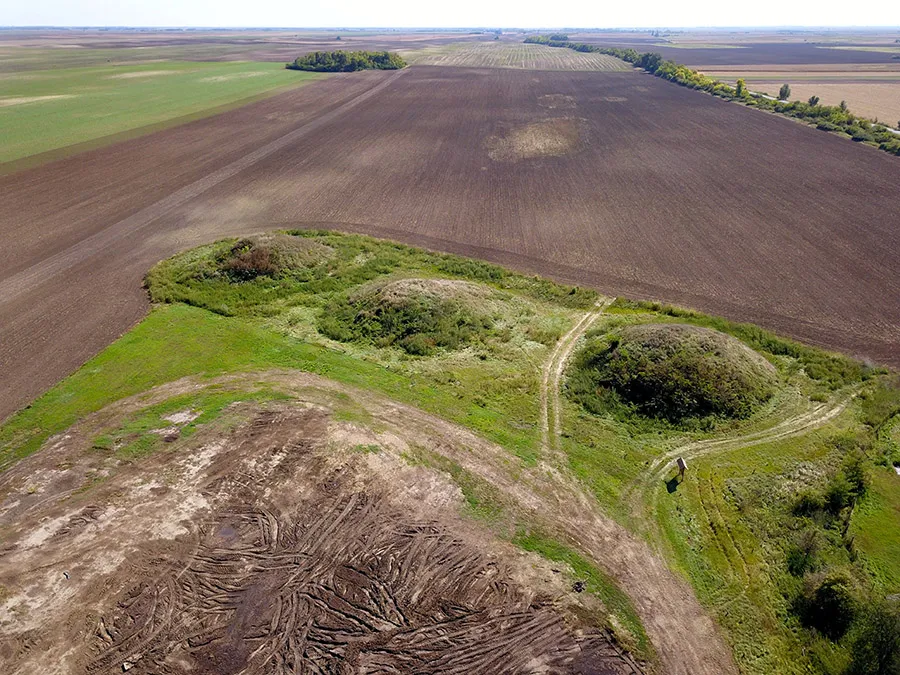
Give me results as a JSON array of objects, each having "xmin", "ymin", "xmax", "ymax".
[
  {"xmin": 286, "ymin": 50, "xmax": 406, "ymax": 73},
  {"xmin": 522, "ymin": 36, "xmax": 900, "ymax": 157}
]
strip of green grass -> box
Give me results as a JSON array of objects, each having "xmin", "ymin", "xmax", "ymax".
[
  {"xmin": 0, "ymin": 302, "xmax": 536, "ymax": 470},
  {"xmin": 0, "ymin": 61, "xmax": 322, "ymax": 163},
  {"xmin": 851, "ymin": 467, "xmax": 900, "ymax": 594}
]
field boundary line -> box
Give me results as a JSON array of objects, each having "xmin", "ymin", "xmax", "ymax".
[{"xmin": 0, "ymin": 69, "xmax": 407, "ymax": 306}]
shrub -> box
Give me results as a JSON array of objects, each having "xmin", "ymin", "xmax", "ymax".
[
  {"xmin": 798, "ymin": 571, "xmax": 858, "ymax": 640},
  {"xmin": 787, "ymin": 529, "xmax": 821, "ymax": 576},
  {"xmin": 779, "ymin": 83, "xmax": 791, "ymax": 100},
  {"xmin": 794, "ymin": 489, "xmax": 826, "ymax": 516},
  {"xmin": 825, "ymin": 473, "xmax": 853, "ymax": 513}
]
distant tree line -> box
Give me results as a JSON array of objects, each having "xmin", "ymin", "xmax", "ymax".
[
  {"xmin": 523, "ymin": 36, "xmax": 900, "ymax": 157},
  {"xmin": 286, "ymin": 50, "xmax": 406, "ymax": 72}
]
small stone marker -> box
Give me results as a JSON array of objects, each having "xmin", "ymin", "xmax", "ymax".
[{"xmin": 676, "ymin": 457, "xmax": 688, "ymax": 479}]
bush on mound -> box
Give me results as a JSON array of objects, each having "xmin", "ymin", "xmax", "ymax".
[
  {"xmin": 219, "ymin": 234, "xmax": 333, "ymax": 281},
  {"xmin": 568, "ymin": 323, "xmax": 778, "ymax": 423},
  {"xmin": 318, "ymin": 278, "xmax": 493, "ymax": 355}
]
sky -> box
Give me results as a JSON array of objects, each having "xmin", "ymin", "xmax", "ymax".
[{"xmin": 3, "ymin": 0, "xmax": 900, "ymax": 29}]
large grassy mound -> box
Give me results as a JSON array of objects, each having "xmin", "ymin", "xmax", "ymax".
[
  {"xmin": 318, "ymin": 277, "xmax": 494, "ymax": 355},
  {"xmin": 569, "ymin": 323, "xmax": 778, "ymax": 423}
]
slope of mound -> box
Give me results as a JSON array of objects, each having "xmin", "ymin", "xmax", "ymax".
[
  {"xmin": 319, "ymin": 277, "xmax": 495, "ymax": 355},
  {"xmin": 569, "ymin": 323, "xmax": 778, "ymax": 423}
]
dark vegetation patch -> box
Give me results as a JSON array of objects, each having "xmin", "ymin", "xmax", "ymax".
[
  {"xmin": 219, "ymin": 234, "xmax": 334, "ymax": 281},
  {"xmin": 286, "ymin": 50, "xmax": 406, "ymax": 72},
  {"xmin": 317, "ymin": 278, "xmax": 495, "ymax": 355},
  {"xmin": 568, "ymin": 323, "xmax": 778, "ymax": 424}
]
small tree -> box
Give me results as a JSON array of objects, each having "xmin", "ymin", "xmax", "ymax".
[
  {"xmin": 799, "ymin": 571, "xmax": 858, "ymax": 640},
  {"xmin": 808, "ymin": 95, "xmax": 820, "ymax": 106},
  {"xmin": 840, "ymin": 100, "xmax": 848, "ymax": 112},
  {"xmin": 779, "ymin": 83, "xmax": 791, "ymax": 100},
  {"xmin": 735, "ymin": 78, "xmax": 747, "ymax": 97}
]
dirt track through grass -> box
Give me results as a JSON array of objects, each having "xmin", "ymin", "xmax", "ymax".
[
  {"xmin": 540, "ymin": 297, "xmax": 612, "ymax": 456},
  {"xmin": 623, "ymin": 389, "xmax": 858, "ymax": 537}
]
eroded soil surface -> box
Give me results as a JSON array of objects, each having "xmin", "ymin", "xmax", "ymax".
[{"xmin": 0, "ymin": 386, "xmax": 638, "ymax": 674}]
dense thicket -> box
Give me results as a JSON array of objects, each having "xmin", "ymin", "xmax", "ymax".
[
  {"xmin": 523, "ymin": 36, "xmax": 900, "ymax": 156},
  {"xmin": 286, "ymin": 50, "xmax": 406, "ymax": 72}
]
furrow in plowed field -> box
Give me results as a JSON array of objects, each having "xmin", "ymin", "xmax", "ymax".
[{"xmin": 1, "ymin": 65, "xmax": 899, "ymax": 421}]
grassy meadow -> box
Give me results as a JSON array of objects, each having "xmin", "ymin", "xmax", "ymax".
[{"xmin": 0, "ymin": 61, "xmax": 322, "ymax": 163}]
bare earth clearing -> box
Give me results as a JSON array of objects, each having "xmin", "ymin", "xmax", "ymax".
[
  {"xmin": 0, "ymin": 369, "xmax": 737, "ymax": 674},
  {"xmin": 1, "ymin": 65, "xmax": 899, "ymax": 423}
]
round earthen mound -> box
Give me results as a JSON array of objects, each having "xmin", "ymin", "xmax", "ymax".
[
  {"xmin": 351, "ymin": 277, "xmax": 490, "ymax": 306},
  {"xmin": 320, "ymin": 278, "xmax": 493, "ymax": 355},
  {"xmin": 221, "ymin": 233, "xmax": 333, "ymax": 280},
  {"xmin": 571, "ymin": 323, "xmax": 778, "ymax": 422}
]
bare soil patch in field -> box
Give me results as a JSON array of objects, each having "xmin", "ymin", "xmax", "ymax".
[
  {"xmin": 0, "ymin": 383, "xmax": 640, "ymax": 674},
  {"xmin": 487, "ymin": 117, "xmax": 583, "ymax": 161},
  {"xmin": 1, "ymin": 66, "xmax": 900, "ymax": 423}
]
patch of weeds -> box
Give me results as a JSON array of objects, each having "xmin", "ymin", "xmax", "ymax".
[
  {"xmin": 352, "ymin": 444, "xmax": 381, "ymax": 454},
  {"xmin": 91, "ymin": 388, "xmax": 287, "ymax": 460},
  {"xmin": 318, "ymin": 281, "xmax": 494, "ymax": 356}
]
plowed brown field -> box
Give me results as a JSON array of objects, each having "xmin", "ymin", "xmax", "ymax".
[{"xmin": 1, "ymin": 65, "xmax": 898, "ymax": 421}]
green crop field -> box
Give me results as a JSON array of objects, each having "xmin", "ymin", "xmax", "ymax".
[{"xmin": 0, "ymin": 61, "xmax": 322, "ymax": 163}]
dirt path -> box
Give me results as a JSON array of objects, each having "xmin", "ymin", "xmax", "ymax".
[
  {"xmin": 540, "ymin": 297, "xmax": 613, "ymax": 458},
  {"xmin": 624, "ymin": 390, "xmax": 857, "ymax": 528}
]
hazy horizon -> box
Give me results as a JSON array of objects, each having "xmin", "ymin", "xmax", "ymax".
[{"xmin": 4, "ymin": 0, "xmax": 900, "ymax": 30}]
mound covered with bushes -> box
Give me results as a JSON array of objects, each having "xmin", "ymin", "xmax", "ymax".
[
  {"xmin": 317, "ymin": 277, "xmax": 493, "ymax": 355},
  {"xmin": 219, "ymin": 234, "xmax": 334, "ymax": 281},
  {"xmin": 568, "ymin": 323, "xmax": 778, "ymax": 423}
]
